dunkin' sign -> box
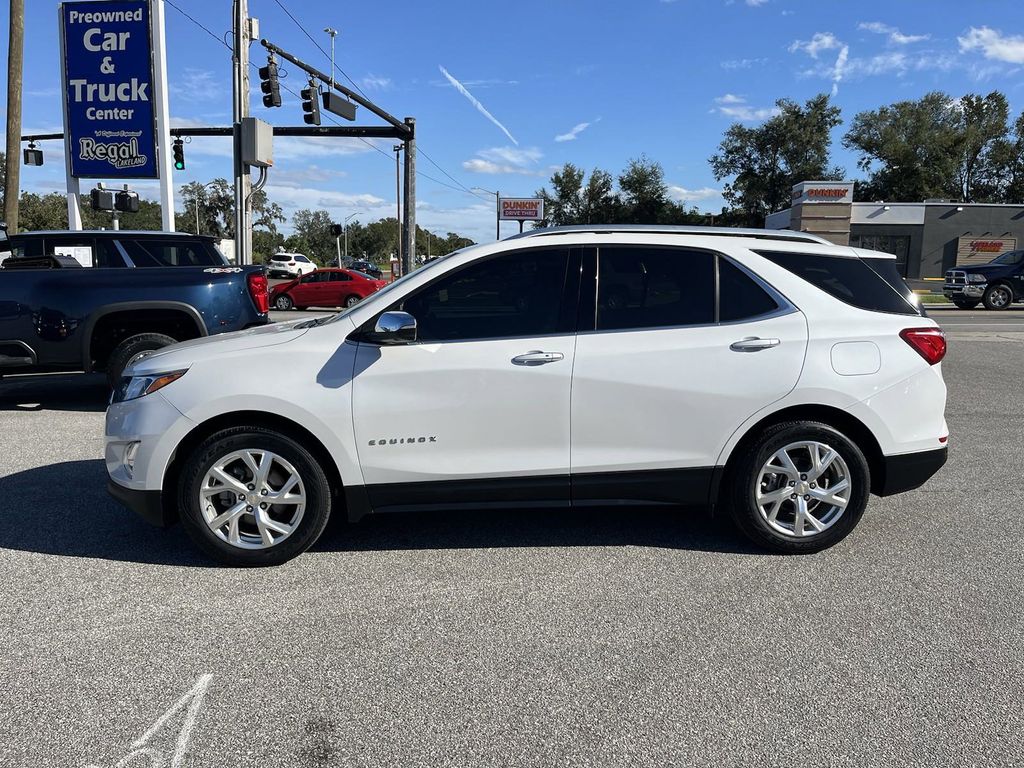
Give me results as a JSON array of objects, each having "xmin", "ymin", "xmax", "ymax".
[
  {"xmin": 791, "ymin": 181, "xmax": 854, "ymax": 205},
  {"xmin": 499, "ymin": 198, "xmax": 544, "ymax": 221}
]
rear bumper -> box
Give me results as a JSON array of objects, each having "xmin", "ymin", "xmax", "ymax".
[
  {"xmin": 107, "ymin": 479, "xmax": 173, "ymax": 527},
  {"xmin": 876, "ymin": 447, "xmax": 947, "ymax": 496}
]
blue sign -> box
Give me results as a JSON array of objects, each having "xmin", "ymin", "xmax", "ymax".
[{"xmin": 61, "ymin": 0, "xmax": 158, "ymax": 178}]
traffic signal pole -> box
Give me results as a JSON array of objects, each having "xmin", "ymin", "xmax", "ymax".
[{"xmin": 232, "ymin": 0, "xmax": 253, "ymax": 265}]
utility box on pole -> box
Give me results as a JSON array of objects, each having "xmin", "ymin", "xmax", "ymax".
[{"xmin": 241, "ymin": 117, "xmax": 273, "ymax": 168}]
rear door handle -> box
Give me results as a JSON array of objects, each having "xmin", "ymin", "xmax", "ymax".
[
  {"xmin": 511, "ymin": 350, "xmax": 564, "ymax": 365},
  {"xmin": 730, "ymin": 337, "xmax": 781, "ymax": 352}
]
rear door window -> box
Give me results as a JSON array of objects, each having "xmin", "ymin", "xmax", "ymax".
[
  {"xmin": 718, "ymin": 257, "xmax": 781, "ymax": 322},
  {"xmin": 121, "ymin": 238, "xmax": 223, "ymax": 267},
  {"xmin": 758, "ymin": 250, "xmax": 921, "ymax": 316},
  {"xmin": 596, "ymin": 247, "xmax": 714, "ymax": 331}
]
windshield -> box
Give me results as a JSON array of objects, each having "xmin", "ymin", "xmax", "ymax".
[
  {"xmin": 991, "ymin": 250, "xmax": 1023, "ymax": 266},
  {"xmin": 316, "ymin": 249, "xmax": 465, "ymax": 326}
]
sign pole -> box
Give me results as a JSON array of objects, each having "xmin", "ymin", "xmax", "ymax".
[
  {"xmin": 57, "ymin": 4, "xmax": 82, "ymax": 230},
  {"xmin": 495, "ymin": 189, "xmax": 500, "ymax": 241},
  {"xmin": 150, "ymin": 0, "xmax": 174, "ymax": 231}
]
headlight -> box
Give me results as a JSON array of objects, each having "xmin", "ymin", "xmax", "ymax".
[
  {"xmin": 967, "ymin": 274, "xmax": 987, "ymax": 283},
  {"xmin": 111, "ymin": 370, "xmax": 187, "ymax": 404}
]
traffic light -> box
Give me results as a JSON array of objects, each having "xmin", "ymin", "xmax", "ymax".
[
  {"xmin": 330, "ymin": 224, "xmax": 343, "ymax": 237},
  {"xmin": 115, "ymin": 190, "xmax": 140, "ymax": 213},
  {"xmin": 259, "ymin": 58, "xmax": 281, "ymax": 108},
  {"xmin": 90, "ymin": 187, "xmax": 114, "ymax": 211},
  {"xmin": 301, "ymin": 80, "xmax": 321, "ymax": 126},
  {"xmin": 172, "ymin": 138, "xmax": 185, "ymax": 171}
]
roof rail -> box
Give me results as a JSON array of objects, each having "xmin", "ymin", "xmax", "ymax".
[{"xmin": 504, "ymin": 224, "xmax": 833, "ymax": 245}]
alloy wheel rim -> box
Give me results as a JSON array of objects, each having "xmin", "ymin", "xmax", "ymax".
[
  {"xmin": 199, "ymin": 449, "xmax": 306, "ymax": 550},
  {"xmin": 991, "ymin": 288, "xmax": 1010, "ymax": 307},
  {"xmin": 754, "ymin": 440, "xmax": 851, "ymax": 538}
]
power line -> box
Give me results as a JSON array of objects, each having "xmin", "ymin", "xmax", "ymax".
[{"xmin": 164, "ymin": 0, "xmax": 230, "ymax": 51}]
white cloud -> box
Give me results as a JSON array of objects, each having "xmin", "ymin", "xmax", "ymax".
[
  {"xmin": 478, "ymin": 146, "xmax": 543, "ymax": 166},
  {"xmin": 170, "ymin": 68, "xmax": 220, "ymax": 101},
  {"xmin": 462, "ymin": 159, "xmax": 546, "ymax": 176},
  {"xmin": 958, "ymin": 26, "xmax": 1024, "ymax": 64},
  {"xmin": 463, "ymin": 146, "xmax": 545, "ymax": 176},
  {"xmin": 721, "ymin": 58, "xmax": 768, "ymax": 70},
  {"xmin": 712, "ymin": 94, "xmax": 779, "ymax": 122},
  {"xmin": 438, "ymin": 65, "xmax": 519, "ymax": 145},
  {"xmin": 745, "ymin": 0, "xmax": 768, "ymax": 6},
  {"xmin": 360, "ymin": 74, "xmax": 392, "ymax": 91},
  {"xmin": 858, "ymin": 21, "xmax": 929, "ymax": 45},
  {"xmin": 554, "ymin": 120, "xmax": 596, "ymax": 142},
  {"xmin": 668, "ymin": 185, "xmax": 720, "ymax": 202},
  {"xmin": 831, "ymin": 45, "xmax": 849, "ymax": 95},
  {"xmin": 789, "ymin": 32, "xmax": 842, "ymax": 59}
]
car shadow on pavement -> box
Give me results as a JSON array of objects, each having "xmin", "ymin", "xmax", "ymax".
[
  {"xmin": 0, "ymin": 460, "xmax": 758, "ymax": 566},
  {"xmin": 0, "ymin": 373, "xmax": 109, "ymax": 413}
]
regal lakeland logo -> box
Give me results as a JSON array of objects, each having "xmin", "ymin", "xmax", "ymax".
[{"xmin": 78, "ymin": 135, "xmax": 148, "ymax": 170}]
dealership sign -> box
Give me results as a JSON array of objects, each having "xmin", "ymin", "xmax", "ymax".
[
  {"xmin": 499, "ymin": 197, "xmax": 544, "ymax": 221},
  {"xmin": 60, "ymin": 0, "xmax": 157, "ymax": 178},
  {"xmin": 956, "ymin": 235, "xmax": 1017, "ymax": 266},
  {"xmin": 791, "ymin": 181, "xmax": 854, "ymax": 205}
]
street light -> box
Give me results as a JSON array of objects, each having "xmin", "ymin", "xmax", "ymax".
[
  {"xmin": 323, "ymin": 28, "xmax": 338, "ymax": 88},
  {"xmin": 472, "ymin": 186, "xmax": 500, "ymax": 241},
  {"xmin": 343, "ymin": 211, "xmax": 359, "ymax": 262}
]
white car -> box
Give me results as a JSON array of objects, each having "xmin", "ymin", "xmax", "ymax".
[
  {"xmin": 267, "ymin": 252, "xmax": 316, "ymax": 278},
  {"xmin": 106, "ymin": 226, "xmax": 948, "ymax": 566}
]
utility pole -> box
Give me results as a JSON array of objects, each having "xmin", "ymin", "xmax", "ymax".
[
  {"xmin": 402, "ymin": 117, "xmax": 416, "ymax": 276},
  {"xmin": 4, "ymin": 0, "xmax": 24, "ymax": 231},
  {"xmin": 393, "ymin": 144, "xmax": 402, "ymax": 275},
  {"xmin": 232, "ymin": 0, "xmax": 253, "ymax": 264},
  {"xmin": 152, "ymin": 0, "xmax": 174, "ymax": 230}
]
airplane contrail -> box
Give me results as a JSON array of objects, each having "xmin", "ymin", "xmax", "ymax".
[{"xmin": 439, "ymin": 65, "xmax": 518, "ymax": 146}]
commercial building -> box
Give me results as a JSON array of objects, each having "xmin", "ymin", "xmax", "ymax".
[{"xmin": 765, "ymin": 181, "xmax": 1024, "ymax": 281}]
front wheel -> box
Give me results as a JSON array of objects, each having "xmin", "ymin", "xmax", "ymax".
[
  {"xmin": 952, "ymin": 299, "xmax": 979, "ymax": 310},
  {"xmin": 177, "ymin": 427, "xmax": 333, "ymax": 566},
  {"xmin": 727, "ymin": 421, "xmax": 870, "ymax": 554},
  {"xmin": 274, "ymin": 294, "xmax": 294, "ymax": 311},
  {"xmin": 983, "ymin": 283, "xmax": 1014, "ymax": 310}
]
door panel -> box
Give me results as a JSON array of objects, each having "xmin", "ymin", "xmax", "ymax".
[
  {"xmin": 570, "ymin": 311, "xmax": 807, "ymax": 475},
  {"xmin": 352, "ymin": 335, "xmax": 576, "ymax": 487}
]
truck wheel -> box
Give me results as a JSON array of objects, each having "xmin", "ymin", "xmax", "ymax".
[
  {"xmin": 106, "ymin": 333, "xmax": 177, "ymax": 388},
  {"xmin": 952, "ymin": 299, "xmax": 979, "ymax": 309},
  {"xmin": 727, "ymin": 421, "xmax": 870, "ymax": 554},
  {"xmin": 274, "ymin": 294, "xmax": 294, "ymax": 311},
  {"xmin": 983, "ymin": 283, "xmax": 1013, "ymax": 310},
  {"xmin": 177, "ymin": 426, "xmax": 332, "ymax": 566}
]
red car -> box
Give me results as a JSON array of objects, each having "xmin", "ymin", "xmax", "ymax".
[{"xmin": 270, "ymin": 268, "xmax": 387, "ymax": 311}]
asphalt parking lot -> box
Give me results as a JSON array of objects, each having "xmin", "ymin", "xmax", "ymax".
[{"xmin": 1, "ymin": 308, "xmax": 1022, "ymax": 767}]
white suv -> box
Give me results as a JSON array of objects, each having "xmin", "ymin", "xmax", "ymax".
[
  {"xmin": 267, "ymin": 252, "xmax": 316, "ymax": 278},
  {"xmin": 106, "ymin": 226, "xmax": 948, "ymax": 565}
]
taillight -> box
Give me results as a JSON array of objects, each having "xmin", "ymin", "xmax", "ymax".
[
  {"xmin": 288, "ymin": 261, "xmax": 296, "ymax": 266},
  {"xmin": 247, "ymin": 272, "xmax": 270, "ymax": 314},
  {"xmin": 900, "ymin": 327, "xmax": 946, "ymax": 365}
]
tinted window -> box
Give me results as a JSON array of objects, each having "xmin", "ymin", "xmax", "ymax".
[
  {"xmin": 719, "ymin": 257, "xmax": 780, "ymax": 322},
  {"xmin": 295, "ymin": 255, "xmax": 311, "ymax": 263},
  {"xmin": 330, "ymin": 271, "xmax": 352, "ymax": 282},
  {"xmin": 597, "ymin": 247, "xmax": 714, "ymax": 331},
  {"xmin": 301, "ymin": 271, "xmax": 328, "ymax": 283},
  {"xmin": 348, "ymin": 270, "xmax": 375, "ymax": 281},
  {"xmin": 759, "ymin": 250, "xmax": 920, "ymax": 316},
  {"xmin": 122, "ymin": 238, "xmax": 222, "ymax": 267},
  {"xmin": 401, "ymin": 248, "xmax": 569, "ymax": 342},
  {"xmin": 272, "ymin": 254, "xmax": 291, "ymax": 262},
  {"xmin": 992, "ymin": 250, "xmax": 1023, "ymax": 266},
  {"xmin": 6, "ymin": 236, "xmax": 45, "ymax": 259}
]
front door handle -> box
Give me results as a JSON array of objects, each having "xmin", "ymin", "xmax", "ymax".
[
  {"xmin": 511, "ymin": 350, "xmax": 564, "ymax": 365},
  {"xmin": 730, "ymin": 337, "xmax": 781, "ymax": 352}
]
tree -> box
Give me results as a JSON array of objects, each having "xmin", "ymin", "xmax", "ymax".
[
  {"xmin": 290, "ymin": 208, "xmax": 336, "ymax": 264},
  {"xmin": 955, "ymin": 92, "xmax": 1010, "ymax": 202},
  {"xmin": 843, "ymin": 92, "xmax": 961, "ymax": 202},
  {"xmin": 536, "ymin": 158, "xmax": 704, "ymax": 227},
  {"xmin": 710, "ymin": 94, "xmax": 843, "ymax": 225},
  {"xmin": 989, "ymin": 113, "xmax": 1024, "ymax": 204}
]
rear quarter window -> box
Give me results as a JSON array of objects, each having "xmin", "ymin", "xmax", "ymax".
[{"xmin": 757, "ymin": 250, "xmax": 922, "ymax": 316}]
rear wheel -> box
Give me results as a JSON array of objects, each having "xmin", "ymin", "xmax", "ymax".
[
  {"xmin": 106, "ymin": 332, "xmax": 177, "ymax": 388},
  {"xmin": 983, "ymin": 283, "xmax": 1013, "ymax": 310},
  {"xmin": 344, "ymin": 294, "xmax": 361, "ymax": 308},
  {"xmin": 727, "ymin": 421, "xmax": 870, "ymax": 554},
  {"xmin": 177, "ymin": 426, "xmax": 332, "ymax": 566},
  {"xmin": 274, "ymin": 294, "xmax": 294, "ymax": 311},
  {"xmin": 952, "ymin": 298, "xmax": 979, "ymax": 309}
]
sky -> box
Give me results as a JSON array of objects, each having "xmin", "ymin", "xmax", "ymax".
[{"xmin": 1, "ymin": 0, "xmax": 1023, "ymax": 244}]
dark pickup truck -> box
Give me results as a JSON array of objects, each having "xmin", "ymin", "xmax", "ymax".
[
  {"xmin": 0, "ymin": 230, "xmax": 269, "ymax": 385},
  {"xmin": 944, "ymin": 249, "xmax": 1024, "ymax": 310}
]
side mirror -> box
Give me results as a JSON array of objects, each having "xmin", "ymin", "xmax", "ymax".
[{"xmin": 373, "ymin": 311, "xmax": 417, "ymax": 345}]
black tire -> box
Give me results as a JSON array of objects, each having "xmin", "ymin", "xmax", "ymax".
[
  {"xmin": 274, "ymin": 294, "xmax": 294, "ymax": 311},
  {"xmin": 177, "ymin": 426, "xmax": 333, "ymax": 566},
  {"xmin": 343, "ymin": 294, "xmax": 360, "ymax": 308},
  {"xmin": 727, "ymin": 421, "xmax": 870, "ymax": 554},
  {"xmin": 106, "ymin": 332, "xmax": 177, "ymax": 388},
  {"xmin": 983, "ymin": 283, "xmax": 1014, "ymax": 311},
  {"xmin": 952, "ymin": 299, "xmax": 980, "ymax": 310}
]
